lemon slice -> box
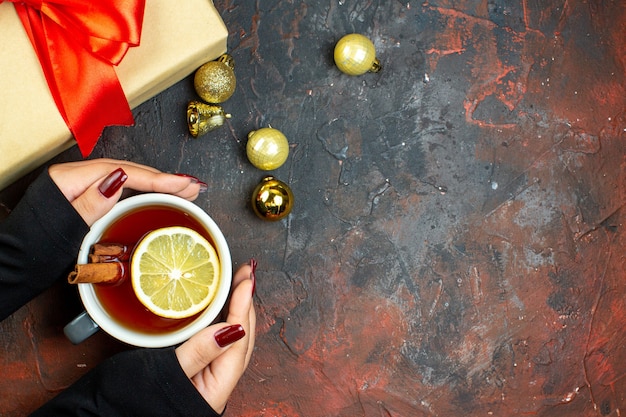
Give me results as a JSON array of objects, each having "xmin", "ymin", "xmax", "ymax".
[{"xmin": 130, "ymin": 226, "xmax": 220, "ymax": 319}]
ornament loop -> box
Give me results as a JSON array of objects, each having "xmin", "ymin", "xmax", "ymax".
[
  {"xmin": 217, "ymin": 53, "xmax": 235, "ymax": 69},
  {"xmin": 370, "ymin": 58, "xmax": 382, "ymax": 73}
]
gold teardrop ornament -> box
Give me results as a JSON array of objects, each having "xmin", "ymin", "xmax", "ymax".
[
  {"xmin": 246, "ymin": 127, "xmax": 289, "ymax": 170},
  {"xmin": 251, "ymin": 176, "xmax": 294, "ymax": 221},
  {"xmin": 187, "ymin": 101, "xmax": 231, "ymax": 137},
  {"xmin": 194, "ymin": 54, "xmax": 236, "ymax": 103},
  {"xmin": 334, "ymin": 34, "xmax": 381, "ymax": 76}
]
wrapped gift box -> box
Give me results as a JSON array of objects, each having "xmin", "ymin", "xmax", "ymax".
[{"xmin": 0, "ymin": 0, "xmax": 227, "ymax": 190}]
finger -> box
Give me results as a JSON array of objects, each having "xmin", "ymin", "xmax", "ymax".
[
  {"xmin": 82, "ymin": 164, "xmax": 201, "ymax": 200},
  {"xmin": 232, "ymin": 263, "xmax": 256, "ymax": 369},
  {"xmin": 176, "ymin": 278, "xmax": 253, "ymax": 377},
  {"xmin": 70, "ymin": 169, "xmax": 127, "ymax": 225},
  {"xmin": 217, "ymin": 264, "xmax": 256, "ymax": 372},
  {"xmin": 51, "ymin": 158, "xmax": 162, "ymax": 173},
  {"xmin": 122, "ymin": 169, "xmax": 203, "ymax": 200},
  {"xmin": 244, "ymin": 301, "xmax": 256, "ymax": 369},
  {"xmin": 66, "ymin": 166, "xmax": 196, "ymax": 225},
  {"xmin": 175, "ymin": 321, "xmax": 246, "ymax": 380},
  {"xmin": 209, "ymin": 277, "xmax": 254, "ymax": 381},
  {"xmin": 49, "ymin": 160, "xmax": 158, "ymax": 200},
  {"xmin": 50, "ymin": 159, "xmax": 204, "ymax": 202},
  {"xmin": 231, "ymin": 262, "xmax": 254, "ymax": 291},
  {"xmin": 198, "ymin": 302, "xmax": 254, "ymax": 415}
]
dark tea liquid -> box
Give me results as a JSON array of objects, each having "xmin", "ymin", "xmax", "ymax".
[{"xmin": 94, "ymin": 205, "xmax": 215, "ymax": 334}]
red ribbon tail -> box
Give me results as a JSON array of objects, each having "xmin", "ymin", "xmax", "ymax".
[
  {"xmin": 62, "ymin": 60, "xmax": 135, "ymax": 157},
  {"xmin": 43, "ymin": 11, "xmax": 135, "ymax": 157}
]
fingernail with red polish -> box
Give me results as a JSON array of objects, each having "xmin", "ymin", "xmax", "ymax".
[
  {"xmin": 250, "ymin": 258, "xmax": 257, "ymax": 296},
  {"xmin": 99, "ymin": 168, "xmax": 128, "ymax": 198},
  {"xmin": 174, "ymin": 174, "xmax": 207, "ymax": 193},
  {"xmin": 215, "ymin": 324, "xmax": 245, "ymax": 347}
]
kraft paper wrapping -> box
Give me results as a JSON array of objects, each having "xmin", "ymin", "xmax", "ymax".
[{"xmin": 0, "ymin": 0, "xmax": 227, "ymax": 190}]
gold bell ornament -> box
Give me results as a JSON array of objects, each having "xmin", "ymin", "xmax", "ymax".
[
  {"xmin": 187, "ymin": 101, "xmax": 231, "ymax": 137},
  {"xmin": 334, "ymin": 33, "xmax": 381, "ymax": 76},
  {"xmin": 251, "ymin": 176, "xmax": 294, "ymax": 221},
  {"xmin": 246, "ymin": 127, "xmax": 289, "ymax": 170},
  {"xmin": 194, "ymin": 54, "xmax": 237, "ymax": 103}
]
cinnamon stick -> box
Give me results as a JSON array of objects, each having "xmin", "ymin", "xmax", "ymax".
[
  {"xmin": 68, "ymin": 262, "xmax": 128, "ymax": 285},
  {"xmin": 90, "ymin": 243, "xmax": 130, "ymax": 261}
]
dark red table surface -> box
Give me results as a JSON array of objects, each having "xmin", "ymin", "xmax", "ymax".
[{"xmin": 1, "ymin": 1, "xmax": 625, "ymax": 415}]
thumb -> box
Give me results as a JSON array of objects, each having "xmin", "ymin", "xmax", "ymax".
[
  {"xmin": 176, "ymin": 277, "xmax": 252, "ymax": 378},
  {"xmin": 71, "ymin": 168, "xmax": 127, "ymax": 226},
  {"xmin": 176, "ymin": 322, "xmax": 246, "ymax": 378}
]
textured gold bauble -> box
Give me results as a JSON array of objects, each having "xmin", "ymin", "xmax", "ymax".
[
  {"xmin": 194, "ymin": 54, "xmax": 236, "ymax": 103},
  {"xmin": 246, "ymin": 127, "xmax": 289, "ymax": 170},
  {"xmin": 334, "ymin": 33, "xmax": 381, "ymax": 76},
  {"xmin": 187, "ymin": 101, "xmax": 231, "ymax": 137},
  {"xmin": 251, "ymin": 176, "xmax": 294, "ymax": 221}
]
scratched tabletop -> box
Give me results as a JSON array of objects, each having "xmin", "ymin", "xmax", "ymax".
[{"xmin": 1, "ymin": 1, "xmax": 625, "ymax": 416}]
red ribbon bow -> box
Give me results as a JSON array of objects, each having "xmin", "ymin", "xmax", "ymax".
[{"xmin": 7, "ymin": 0, "xmax": 145, "ymax": 156}]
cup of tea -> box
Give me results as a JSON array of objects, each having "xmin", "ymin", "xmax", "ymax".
[{"xmin": 63, "ymin": 193, "xmax": 232, "ymax": 348}]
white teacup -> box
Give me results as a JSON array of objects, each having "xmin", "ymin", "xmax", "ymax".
[{"xmin": 64, "ymin": 193, "xmax": 232, "ymax": 348}]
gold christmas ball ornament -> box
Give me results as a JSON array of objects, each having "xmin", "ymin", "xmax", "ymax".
[
  {"xmin": 246, "ymin": 127, "xmax": 289, "ymax": 170},
  {"xmin": 251, "ymin": 176, "xmax": 294, "ymax": 221},
  {"xmin": 333, "ymin": 33, "xmax": 381, "ymax": 76},
  {"xmin": 187, "ymin": 101, "xmax": 231, "ymax": 137},
  {"xmin": 194, "ymin": 54, "xmax": 236, "ymax": 103}
]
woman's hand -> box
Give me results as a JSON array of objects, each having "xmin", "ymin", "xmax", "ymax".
[
  {"xmin": 48, "ymin": 159, "xmax": 207, "ymax": 226},
  {"xmin": 175, "ymin": 263, "xmax": 256, "ymax": 414}
]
